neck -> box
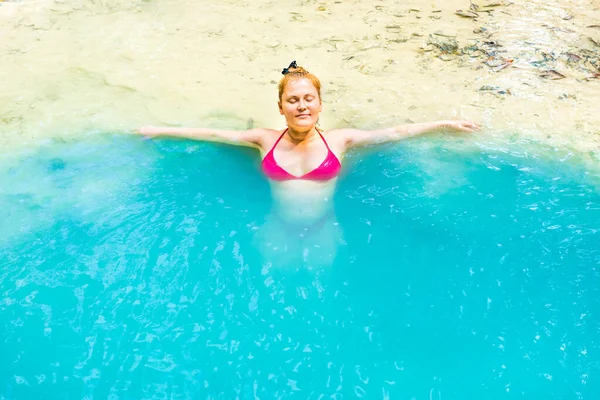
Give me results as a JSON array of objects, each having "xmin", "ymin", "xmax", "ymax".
[{"xmin": 286, "ymin": 126, "xmax": 318, "ymax": 143}]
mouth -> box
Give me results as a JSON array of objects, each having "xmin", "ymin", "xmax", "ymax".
[{"xmin": 296, "ymin": 114, "xmax": 311, "ymax": 118}]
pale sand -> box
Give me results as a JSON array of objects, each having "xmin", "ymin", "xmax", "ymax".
[{"xmin": 1, "ymin": 0, "xmax": 599, "ymax": 161}]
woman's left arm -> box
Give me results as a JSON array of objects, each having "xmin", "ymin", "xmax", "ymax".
[{"xmin": 339, "ymin": 120, "xmax": 479, "ymax": 148}]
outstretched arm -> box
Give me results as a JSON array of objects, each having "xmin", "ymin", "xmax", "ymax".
[
  {"xmin": 135, "ymin": 126, "xmax": 267, "ymax": 149},
  {"xmin": 340, "ymin": 120, "xmax": 479, "ymax": 148}
]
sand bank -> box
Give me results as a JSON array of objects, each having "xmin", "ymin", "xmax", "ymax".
[{"xmin": 1, "ymin": 0, "xmax": 599, "ymax": 160}]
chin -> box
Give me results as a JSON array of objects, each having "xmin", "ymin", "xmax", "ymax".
[{"xmin": 294, "ymin": 118, "xmax": 317, "ymax": 128}]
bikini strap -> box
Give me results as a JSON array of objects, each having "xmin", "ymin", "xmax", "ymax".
[
  {"xmin": 267, "ymin": 128, "xmax": 288, "ymax": 155},
  {"xmin": 268, "ymin": 128, "xmax": 331, "ymax": 153},
  {"xmin": 316, "ymin": 128, "xmax": 332, "ymax": 152}
]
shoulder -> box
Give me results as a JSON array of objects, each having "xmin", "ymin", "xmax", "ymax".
[
  {"xmin": 257, "ymin": 128, "xmax": 284, "ymax": 141},
  {"xmin": 324, "ymin": 127, "xmax": 397, "ymax": 148},
  {"xmin": 249, "ymin": 128, "xmax": 284, "ymax": 150},
  {"xmin": 323, "ymin": 128, "xmax": 365, "ymax": 138},
  {"xmin": 320, "ymin": 128, "xmax": 357, "ymax": 153},
  {"xmin": 322, "ymin": 128, "xmax": 360, "ymax": 145},
  {"xmin": 321, "ymin": 128, "xmax": 347, "ymax": 138}
]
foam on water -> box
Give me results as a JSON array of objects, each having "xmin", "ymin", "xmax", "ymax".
[{"xmin": 1, "ymin": 132, "xmax": 599, "ymax": 399}]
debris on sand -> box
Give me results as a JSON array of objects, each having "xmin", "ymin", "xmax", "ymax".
[
  {"xmin": 559, "ymin": 49, "xmax": 599, "ymax": 77},
  {"xmin": 561, "ymin": 13, "xmax": 574, "ymax": 21},
  {"xmin": 417, "ymin": 0, "xmax": 600, "ymax": 85},
  {"xmin": 484, "ymin": 57, "xmax": 506, "ymax": 67},
  {"xmin": 434, "ymin": 31, "xmax": 458, "ymax": 38},
  {"xmin": 461, "ymin": 44, "xmax": 485, "ymax": 57},
  {"xmin": 565, "ymin": 53, "xmax": 581, "ymax": 63},
  {"xmin": 478, "ymin": 85, "xmax": 512, "ymax": 96},
  {"xmin": 481, "ymin": 2, "xmax": 504, "ymax": 8},
  {"xmin": 455, "ymin": 9, "xmax": 479, "ymax": 18},
  {"xmin": 539, "ymin": 70, "xmax": 567, "ymax": 80},
  {"xmin": 479, "ymin": 85, "xmax": 501, "ymax": 91},
  {"xmin": 426, "ymin": 34, "xmax": 459, "ymax": 54},
  {"xmin": 460, "ymin": 1, "xmax": 507, "ymax": 17},
  {"xmin": 558, "ymin": 93, "xmax": 577, "ymax": 100},
  {"xmin": 422, "ymin": 30, "xmax": 514, "ymax": 67},
  {"xmin": 492, "ymin": 59, "xmax": 513, "ymax": 72}
]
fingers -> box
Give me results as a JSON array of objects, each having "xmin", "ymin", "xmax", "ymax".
[
  {"xmin": 446, "ymin": 121, "xmax": 479, "ymax": 133},
  {"xmin": 132, "ymin": 127, "xmax": 155, "ymax": 139},
  {"xmin": 136, "ymin": 126, "xmax": 153, "ymax": 135},
  {"xmin": 460, "ymin": 121, "xmax": 480, "ymax": 131}
]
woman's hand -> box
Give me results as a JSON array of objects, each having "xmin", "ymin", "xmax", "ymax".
[
  {"xmin": 441, "ymin": 120, "xmax": 480, "ymax": 133},
  {"xmin": 134, "ymin": 126, "xmax": 162, "ymax": 137}
]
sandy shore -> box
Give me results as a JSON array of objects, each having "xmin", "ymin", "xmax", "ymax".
[{"xmin": 1, "ymin": 0, "xmax": 599, "ymax": 161}]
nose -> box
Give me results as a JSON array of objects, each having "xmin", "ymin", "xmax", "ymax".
[{"xmin": 297, "ymin": 100, "xmax": 307, "ymax": 110}]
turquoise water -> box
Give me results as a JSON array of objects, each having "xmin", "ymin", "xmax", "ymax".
[{"xmin": 1, "ymin": 133, "xmax": 599, "ymax": 399}]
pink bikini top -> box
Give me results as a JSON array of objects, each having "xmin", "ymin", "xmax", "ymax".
[{"xmin": 261, "ymin": 128, "xmax": 342, "ymax": 181}]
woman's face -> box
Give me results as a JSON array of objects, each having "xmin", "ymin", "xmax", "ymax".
[{"xmin": 278, "ymin": 78, "xmax": 322, "ymax": 131}]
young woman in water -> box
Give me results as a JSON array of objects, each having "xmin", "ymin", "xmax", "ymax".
[{"xmin": 137, "ymin": 61, "xmax": 479, "ymax": 267}]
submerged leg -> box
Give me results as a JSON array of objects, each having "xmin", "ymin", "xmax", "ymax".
[{"xmin": 255, "ymin": 214, "xmax": 343, "ymax": 270}]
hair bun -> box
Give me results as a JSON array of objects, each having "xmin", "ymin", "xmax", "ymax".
[
  {"xmin": 282, "ymin": 60, "xmax": 298, "ymax": 75},
  {"xmin": 277, "ymin": 61, "xmax": 321, "ymax": 101}
]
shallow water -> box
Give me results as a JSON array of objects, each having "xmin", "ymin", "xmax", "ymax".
[
  {"xmin": 1, "ymin": 134, "xmax": 599, "ymax": 399},
  {"xmin": 2, "ymin": 0, "xmax": 600, "ymax": 398}
]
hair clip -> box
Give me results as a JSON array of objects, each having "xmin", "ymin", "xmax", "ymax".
[{"xmin": 281, "ymin": 60, "xmax": 298, "ymax": 75}]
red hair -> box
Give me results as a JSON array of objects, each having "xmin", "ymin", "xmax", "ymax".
[{"xmin": 278, "ymin": 65, "xmax": 322, "ymax": 101}]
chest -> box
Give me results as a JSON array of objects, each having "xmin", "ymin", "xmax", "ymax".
[{"xmin": 270, "ymin": 136, "xmax": 340, "ymax": 176}]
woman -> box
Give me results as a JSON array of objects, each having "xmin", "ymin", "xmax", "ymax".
[{"xmin": 137, "ymin": 61, "xmax": 479, "ymax": 267}]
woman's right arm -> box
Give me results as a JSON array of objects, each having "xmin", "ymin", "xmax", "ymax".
[{"xmin": 135, "ymin": 126, "xmax": 267, "ymax": 149}]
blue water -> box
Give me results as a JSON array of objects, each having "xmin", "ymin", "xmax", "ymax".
[{"xmin": 1, "ymin": 132, "xmax": 599, "ymax": 399}]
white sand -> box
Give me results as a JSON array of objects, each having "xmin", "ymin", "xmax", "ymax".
[{"xmin": 1, "ymin": 0, "xmax": 599, "ymax": 158}]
